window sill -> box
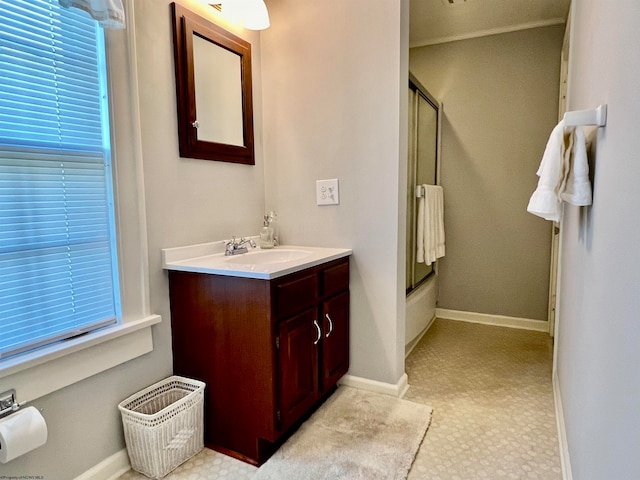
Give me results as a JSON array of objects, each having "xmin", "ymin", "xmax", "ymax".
[{"xmin": 0, "ymin": 315, "xmax": 161, "ymax": 402}]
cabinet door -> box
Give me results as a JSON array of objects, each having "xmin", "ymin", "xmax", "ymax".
[
  {"xmin": 321, "ymin": 291, "xmax": 349, "ymax": 391},
  {"xmin": 277, "ymin": 308, "xmax": 319, "ymax": 431}
]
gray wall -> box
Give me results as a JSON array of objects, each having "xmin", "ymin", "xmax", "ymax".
[
  {"xmin": 558, "ymin": 2, "xmax": 640, "ymax": 478},
  {"xmin": 410, "ymin": 26, "xmax": 564, "ymax": 321}
]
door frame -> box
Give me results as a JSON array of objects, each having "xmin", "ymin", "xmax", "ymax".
[{"xmin": 550, "ymin": 7, "xmax": 571, "ymax": 347}]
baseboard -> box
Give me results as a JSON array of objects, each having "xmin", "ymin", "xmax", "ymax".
[
  {"xmin": 405, "ymin": 314, "xmax": 436, "ymax": 358},
  {"xmin": 339, "ymin": 373, "xmax": 409, "ymax": 399},
  {"xmin": 74, "ymin": 449, "xmax": 130, "ymax": 480},
  {"xmin": 553, "ymin": 372, "xmax": 573, "ymax": 480},
  {"xmin": 436, "ymin": 308, "xmax": 548, "ymax": 332}
]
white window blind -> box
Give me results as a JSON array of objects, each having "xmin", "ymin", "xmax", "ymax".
[{"xmin": 0, "ymin": 0, "xmax": 120, "ymax": 359}]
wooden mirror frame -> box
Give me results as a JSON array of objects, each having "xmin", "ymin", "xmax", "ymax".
[{"xmin": 171, "ymin": 3, "xmax": 255, "ymax": 164}]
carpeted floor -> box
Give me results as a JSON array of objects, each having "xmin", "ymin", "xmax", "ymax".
[
  {"xmin": 119, "ymin": 318, "xmax": 561, "ymax": 479},
  {"xmin": 405, "ymin": 319, "xmax": 561, "ymax": 479}
]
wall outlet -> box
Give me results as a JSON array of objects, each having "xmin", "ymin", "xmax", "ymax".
[{"xmin": 316, "ymin": 179, "xmax": 340, "ymax": 206}]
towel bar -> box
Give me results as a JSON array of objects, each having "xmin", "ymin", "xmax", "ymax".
[
  {"xmin": 416, "ymin": 184, "xmax": 442, "ymax": 198},
  {"xmin": 563, "ymin": 104, "xmax": 607, "ymax": 127}
]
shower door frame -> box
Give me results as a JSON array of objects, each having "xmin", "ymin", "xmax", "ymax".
[{"xmin": 407, "ymin": 73, "xmax": 442, "ymax": 295}]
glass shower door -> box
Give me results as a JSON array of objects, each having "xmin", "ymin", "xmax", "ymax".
[{"xmin": 407, "ymin": 78, "xmax": 439, "ymax": 293}]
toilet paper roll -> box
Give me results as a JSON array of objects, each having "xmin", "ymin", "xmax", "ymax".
[{"xmin": 0, "ymin": 406, "xmax": 48, "ymax": 463}]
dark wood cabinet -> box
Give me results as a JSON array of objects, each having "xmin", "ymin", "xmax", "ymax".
[
  {"xmin": 321, "ymin": 291, "xmax": 350, "ymax": 388},
  {"xmin": 168, "ymin": 256, "xmax": 349, "ymax": 465},
  {"xmin": 276, "ymin": 308, "xmax": 318, "ymax": 431}
]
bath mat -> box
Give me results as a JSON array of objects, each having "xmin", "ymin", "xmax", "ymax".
[{"xmin": 252, "ymin": 386, "xmax": 433, "ymax": 480}]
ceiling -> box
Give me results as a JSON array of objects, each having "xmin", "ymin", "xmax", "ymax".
[{"xmin": 410, "ymin": 0, "xmax": 571, "ymax": 48}]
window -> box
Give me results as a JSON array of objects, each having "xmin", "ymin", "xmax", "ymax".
[{"xmin": 0, "ymin": 0, "xmax": 120, "ymax": 360}]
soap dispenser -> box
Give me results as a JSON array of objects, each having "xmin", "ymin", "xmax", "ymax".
[
  {"xmin": 259, "ymin": 215, "xmax": 274, "ymax": 249},
  {"xmin": 267, "ymin": 211, "xmax": 279, "ymax": 246}
]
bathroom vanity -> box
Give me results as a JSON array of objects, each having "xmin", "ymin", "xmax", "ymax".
[{"xmin": 163, "ymin": 243, "xmax": 351, "ymax": 465}]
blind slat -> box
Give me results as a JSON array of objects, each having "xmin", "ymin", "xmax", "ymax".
[{"xmin": 0, "ymin": 0, "xmax": 119, "ymax": 359}]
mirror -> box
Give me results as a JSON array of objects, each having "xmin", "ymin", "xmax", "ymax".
[{"xmin": 171, "ymin": 3, "xmax": 255, "ymax": 164}]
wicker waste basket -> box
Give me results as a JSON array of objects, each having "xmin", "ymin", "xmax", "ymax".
[{"xmin": 118, "ymin": 376, "xmax": 205, "ymax": 479}]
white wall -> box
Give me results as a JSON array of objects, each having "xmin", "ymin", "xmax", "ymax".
[
  {"xmin": 4, "ymin": 1, "xmax": 412, "ymax": 475},
  {"xmin": 261, "ymin": 0, "xmax": 409, "ymax": 385},
  {"xmin": 134, "ymin": 0, "xmax": 265, "ymax": 359},
  {"xmin": 557, "ymin": 2, "xmax": 640, "ymax": 479},
  {"xmin": 1, "ymin": 2, "xmax": 266, "ymax": 478}
]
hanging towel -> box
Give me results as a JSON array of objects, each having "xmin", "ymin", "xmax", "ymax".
[
  {"xmin": 417, "ymin": 185, "xmax": 445, "ymax": 266},
  {"xmin": 527, "ymin": 120, "xmax": 574, "ymax": 222},
  {"xmin": 560, "ymin": 127, "xmax": 592, "ymax": 206},
  {"xmin": 416, "ymin": 189, "xmax": 426, "ymax": 264}
]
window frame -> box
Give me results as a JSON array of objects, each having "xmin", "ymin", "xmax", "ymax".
[
  {"xmin": 0, "ymin": 2, "xmax": 160, "ymax": 402},
  {"xmin": 0, "ymin": 7, "xmax": 122, "ymax": 359}
]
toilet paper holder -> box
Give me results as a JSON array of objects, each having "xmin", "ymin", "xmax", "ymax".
[{"xmin": 0, "ymin": 389, "xmax": 26, "ymax": 419}]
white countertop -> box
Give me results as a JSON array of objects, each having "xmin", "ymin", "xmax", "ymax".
[{"xmin": 162, "ymin": 240, "xmax": 352, "ymax": 280}]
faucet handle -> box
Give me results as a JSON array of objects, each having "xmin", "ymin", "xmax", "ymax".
[
  {"xmin": 224, "ymin": 236, "xmax": 255, "ymax": 256},
  {"xmin": 237, "ymin": 237, "xmax": 256, "ymax": 248},
  {"xmin": 224, "ymin": 237, "xmax": 237, "ymax": 255}
]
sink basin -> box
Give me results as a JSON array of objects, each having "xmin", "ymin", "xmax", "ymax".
[
  {"xmin": 224, "ymin": 248, "xmax": 312, "ymax": 265},
  {"xmin": 163, "ymin": 243, "xmax": 352, "ymax": 279}
]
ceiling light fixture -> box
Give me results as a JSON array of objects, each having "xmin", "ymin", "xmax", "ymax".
[{"xmin": 210, "ymin": 0, "xmax": 270, "ymax": 30}]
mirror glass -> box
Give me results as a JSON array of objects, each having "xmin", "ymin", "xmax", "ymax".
[
  {"xmin": 192, "ymin": 34, "xmax": 243, "ymax": 146},
  {"xmin": 172, "ymin": 3, "xmax": 255, "ymax": 164}
]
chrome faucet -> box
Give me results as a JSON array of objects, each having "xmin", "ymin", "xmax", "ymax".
[{"xmin": 225, "ymin": 237, "xmax": 256, "ymax": 256}]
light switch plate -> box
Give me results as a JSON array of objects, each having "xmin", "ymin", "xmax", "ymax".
[{"xmin": 316, "ymin": 179, "xmax": 340, "ymax": 205}]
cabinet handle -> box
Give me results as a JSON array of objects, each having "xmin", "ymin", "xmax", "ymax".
[
  {"xmin": 325, "ymin": 313, "xmax": 333, "ymax": 338},
  {"xmin": 313, "ymin": 320, "xmax": 322, "ymax": 345}
]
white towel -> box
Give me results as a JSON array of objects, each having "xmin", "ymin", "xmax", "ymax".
[
  {"xmin": 560, "ymin": 127, "xmax": 592, "ymax": 206},
  {"xmin": 417, "ymin": 185, "xmax": 445, "ymax": 266},
  {"xmin": 527, "ymin": 120, "xmax": 574, "ymax": 222},
  {"xmin": 528, "ymin": 120, "xmax": 594, "ymax": 222},
  {"xmin": 416, "ymin": 191, "xmax": 426, "ymax": 264}
]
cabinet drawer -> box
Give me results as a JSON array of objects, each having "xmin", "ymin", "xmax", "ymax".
[
  {"xmin": 275, "ymin": 273, "xmax": 317, "ymax": 319},
  {"xmin": 320, "ymin": 260, "xmax": 349, "ymax": 298}
]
